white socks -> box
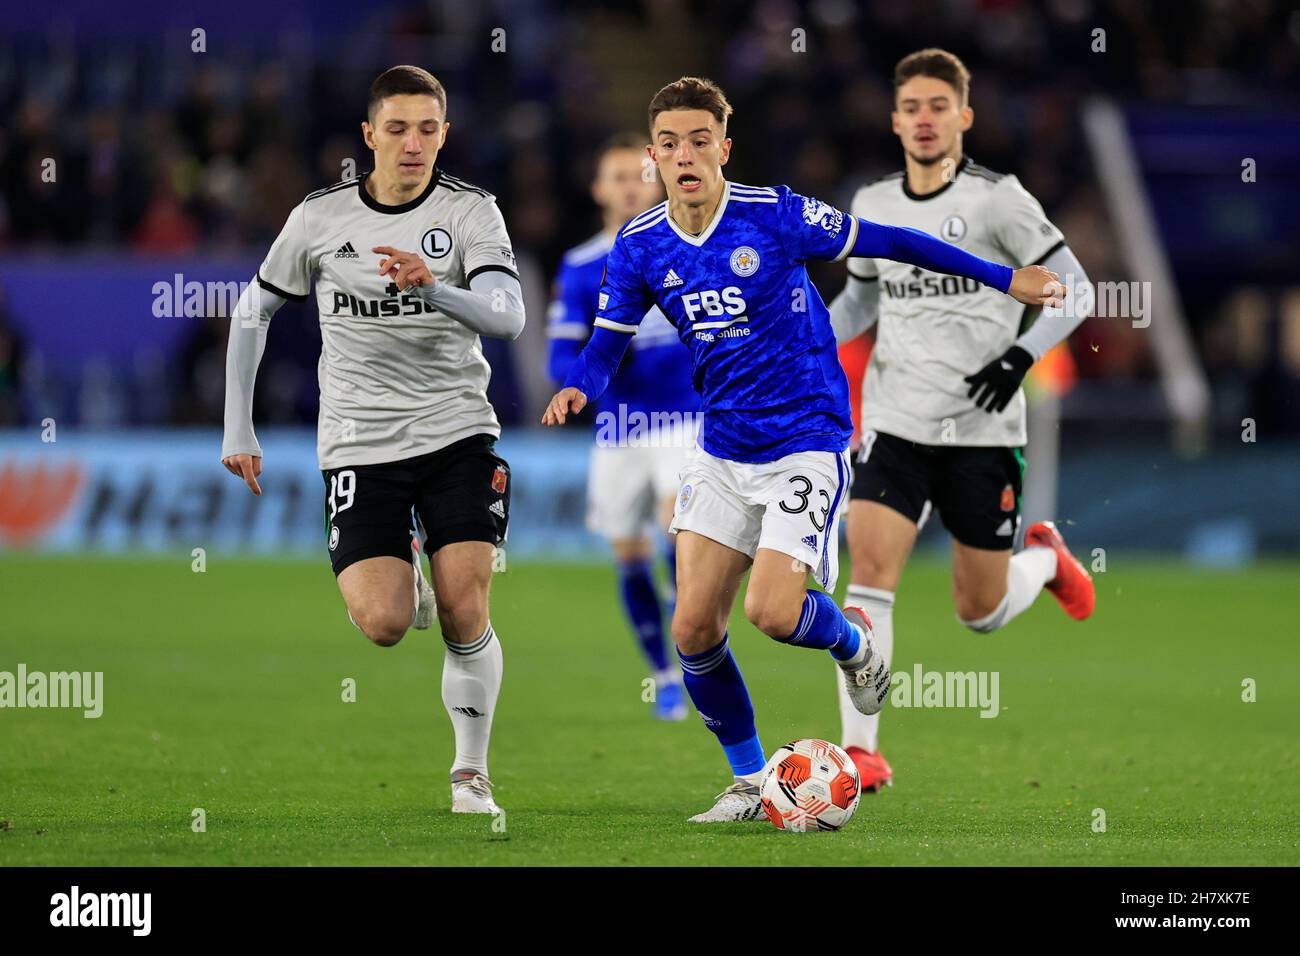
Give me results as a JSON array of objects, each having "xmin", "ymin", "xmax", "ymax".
[
  {"xmin": 961, "ymin": 547, "xmax": 1058, "ymax": 633},
  {"xmin": 442, "ymin": 623, "xmax": 503, "ymax": 776},
  {"xmin": 837, "ymin": 548, "xmax": 1059, "ymax": 753},
  {"xmin": 838, "ymin": 585, "xmax": 895, "ymax": 753}
]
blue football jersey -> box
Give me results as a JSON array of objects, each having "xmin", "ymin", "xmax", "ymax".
[
  {"xmin": 594, "ymin": 182, "xmax": 860, "ymax": 463},
  {"xmin": 547, "ymin": 231, "xmax": 699, "ymax": 420}
]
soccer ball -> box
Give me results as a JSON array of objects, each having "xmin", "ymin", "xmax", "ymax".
[{"xmin": 759, "ymin": 738, "xmax": 860, "ymax": 832}]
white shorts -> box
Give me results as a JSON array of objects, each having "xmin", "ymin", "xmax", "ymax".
[
  {"xmin": 587, "ymin": 432, "xmax": 694, "ymax": 541},
  {"xmin": 670, "ymin": 445, "xmax": 852, "ymax": 591}
]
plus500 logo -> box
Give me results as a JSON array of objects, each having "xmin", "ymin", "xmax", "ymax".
[{"xmin": 681, "ymin": 287, "xmax": 747, "ymax": 324}]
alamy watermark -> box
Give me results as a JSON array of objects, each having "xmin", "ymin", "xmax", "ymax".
[
  {"xmin": 890, "ymin": 664, "xmax": 1000, "ymax": 718},
  {"xmin": 49, "ymin": 886, "xmax": 150, "ymax": 936},
  {"xmin": 1089, "ymin": 279, "xmax": 1152, "ymax": 329},
  {"xmin": 1047, "ymin": 274, "xmax": 1152, "ymax": 329},
  {"xmin": 593, "ymin": 405, "xmax": 703, "ymax": 448},
  {"xmin": 151, "ymin": 273, "xmax": 259, "ymax": 321},
  {"xmin": 0, "ymin": 664, "xmax": 103, "ymax": 718}
]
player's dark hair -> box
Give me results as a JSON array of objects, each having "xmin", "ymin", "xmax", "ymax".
[
  {"xmin": 647, "ymin": 77, "xmax": 733, "ymax": 134},
  {"xmin": 894, "ymin": 48, "xmax": 971, "ymax": 106},
  {"xmin": 368, "ymin": 65, "xmax": 447, "ymax": 121}
]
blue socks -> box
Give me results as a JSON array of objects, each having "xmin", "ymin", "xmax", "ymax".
[
  {"xmin": 617, "ymin": 557, "xmax": 670, "ymax": 673},
  {"xmin": 786, "ymin": 590, "xmax": 862, "ymax": 662},
  {"xmin": 678, "ymin": 633, "xmax": 765, "ymax": 776}
]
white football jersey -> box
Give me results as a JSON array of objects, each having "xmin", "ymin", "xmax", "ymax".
[
  {"xmin": 848, "ymin": 157, "xmax": 1064, "ymax": 447},
  {"xmin": 258, "ymin": 169, "xmax": 518, "ymax": 469}
]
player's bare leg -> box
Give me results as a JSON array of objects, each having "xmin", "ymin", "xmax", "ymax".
[
  {"xmin": 429, "ymin": 540, "xmax": 503, "ymax": 814},
  {"xmin": 951, "ymin": 531, "xmax": 1078, "ymax": 633},
  {"xmin": 746, "ymin": 546, "xmax": 888, "ymax": 718},
  {"xmin": 672, "ymin": 531, "xmax": 764, "ymax": 822},
  {"xmin": 671, "ymin": 530, "xmax": 749, "ymax": 655},
  {"xmin": 951, "ymin": 542, "xmax": 1012, "ymax": 624},
  {"xmin": 848, "ymin": 500, "xmax": 919, "ymax": 594},
  {"xmin": 743, "ymin": 548, "xmax": 815, "ymax": 637},
  {"xmin": 337, "ymin": 556, "xmax": 418, "ymax": 647},
  {"xmin": 838, "ymin": 500, "xmax": 919, "ymax": 791}
]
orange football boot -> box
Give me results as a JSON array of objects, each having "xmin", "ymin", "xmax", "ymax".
[
  {"xmin": 847, "ymin": 746, "xmax": 893, "ymax": 793},
  {"xmin": 1024, "ymin": 520, "xmax": 1095, "ymax": 621}
]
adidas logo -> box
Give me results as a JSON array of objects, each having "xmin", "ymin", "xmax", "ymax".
[
  {"xmin": 489, "ymin": 499, "xmax": 506, "ymax": 518},
  {"xmin": 662, "ymin": 269, "xmax": 684, "ymax": 288},
  {"xmin": 452, "ymin": 706, "xmax": 485, "ymax": 718},
  {"xmin": 996, "ymin": 518, "xmax": 1014, "ymax": 536},
  {"xmin": 334, "ymin": 242, "xmax": 360, "ymax": 259},
  {"xmin": 801, "ymin": 534, "xmax": 818, "ymax": 551}
]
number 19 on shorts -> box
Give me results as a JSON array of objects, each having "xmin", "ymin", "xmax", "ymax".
[{"xmin": 328, "ymin": 469, "xmax": 356, "ymax": 521}]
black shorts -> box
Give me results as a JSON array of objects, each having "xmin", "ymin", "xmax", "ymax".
[
  {"xmin": 849, "ymin": 430, "xmax": 1024, "ymax": 551},
  {"xmin": 321, "ymin": 434, "xmax": 511, "ymax": 576}
]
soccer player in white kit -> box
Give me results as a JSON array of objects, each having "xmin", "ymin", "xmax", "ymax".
[
  {"xmin": 830, "ymin": 49, "xmax": 1098, "ymax": 792},
  {"xmin": 221, "ymin": 66, "xmax": 525, "ymax": 814}
]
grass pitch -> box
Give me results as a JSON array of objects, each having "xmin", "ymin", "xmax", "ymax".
[{"xmin": 1, "ymin": 554, "xmax": 1296, "ymax": 866}]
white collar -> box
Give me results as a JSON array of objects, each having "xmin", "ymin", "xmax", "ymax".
[{"xmin": 667, "ymin": 181, "xmax": 730, "ymax": 247}]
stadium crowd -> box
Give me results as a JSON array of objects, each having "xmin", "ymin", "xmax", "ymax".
[{"xmin": 0, "ymin": 0, "xmax": 1296, "ymax": 432}]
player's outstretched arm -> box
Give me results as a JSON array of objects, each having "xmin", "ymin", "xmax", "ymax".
[
  {"xmin": 540, "ymin": 326, "xmax": 631, "ymax": 425},
  {"xmin": 221, "ymin": 278, "xmax": 285, "ymax": 496},
  {"xmin": 851, "ymin": 220, "xmax": 1063, "ymax": 307}
]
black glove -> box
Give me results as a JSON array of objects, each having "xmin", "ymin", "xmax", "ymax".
[{"xmin": 964, "ymin": 345, "xmax": 1033, "ymax": 413}]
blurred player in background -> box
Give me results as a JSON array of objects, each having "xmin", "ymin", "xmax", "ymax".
[
  {"xmin": 544, "ymin": 77, "xmax": 1062, "ymax": 822},
  {"xmin": 546, "ymin": 133, "xmax": 699, "ymax": 721},
  {"xmin": 221, "ymin": 66, "xmax": 525, "ymax": 815},
  {"xmin": 830, "ymin": 49, "xmax": 1098, "ymax": 793}
]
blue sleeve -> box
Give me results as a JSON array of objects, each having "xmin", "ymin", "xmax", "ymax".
[
  {"xmin": 592, "ymin": 233, "xmax": 654, "ymax": 334},
  {"xmin": 778, "ymin": 187, "xmax": 859, "ymax": 262},
  {"xmin": 562, "ymin": 326, "xmax": 632, "ymax": 402},
  {"xmin": 851, "ymin": 220, "xmax": 1013, "ymax": 293},
  {"xmin": 546, "ymin": 262, "xmax": 592, "ymax": 384}
]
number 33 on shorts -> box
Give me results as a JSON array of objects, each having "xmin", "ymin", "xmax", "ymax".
[
  {"xmin": 769, "ymin": 454, "xmax": 851, "ymax": 588},
  {"xmin": 671, "ymin": 447, "xmax": 852, "ymax": 591}
]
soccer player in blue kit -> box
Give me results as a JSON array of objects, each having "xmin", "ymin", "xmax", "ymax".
[
  {"xmin": 548, "ymin": 133, "xmax": 699, "ymax": 721},
  {"xmin": 543, "ymin": 77, "xmax": 1063, "ymax": 822}
]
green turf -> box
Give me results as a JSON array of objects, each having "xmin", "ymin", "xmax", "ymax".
[{"xmin": 0, "ymin": 554, "xmax": 1296, "ymax": 866}]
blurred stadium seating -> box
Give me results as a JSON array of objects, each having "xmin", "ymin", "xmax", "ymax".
[{"xmin": 1, "ymin": 0, "xmax": 1298, "ymax": 558}]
